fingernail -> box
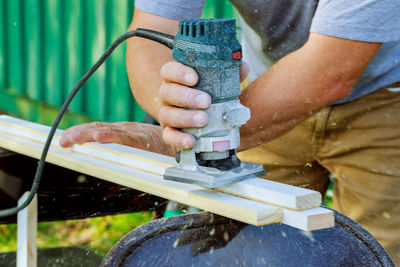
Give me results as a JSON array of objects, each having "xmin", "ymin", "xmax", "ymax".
[
  {"xmin": 184, "ymin": 72, "xmax": 197, "ymax": 84},
  {"xmin": 195, "ymin": 94, "xmax": 210, "ymax": 108},
  {"xmin": 193, "ymin": 113, "xmax": 207, "ymax": 127},
  {"xmin": 182, "ymin": 136, "xmax": 194, "ymax": 148},
  {"xmin": 59, "ymin": 137, "xmax": 66, "ymax": 146},
  {"xmin": 60, "ymin": 137, "xmax": 68, "ymax": 146}
]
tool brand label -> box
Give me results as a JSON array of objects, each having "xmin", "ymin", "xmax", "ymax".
[{"xmin": 175, "ymin": 40, "xmax": 216, "ymax": 53}]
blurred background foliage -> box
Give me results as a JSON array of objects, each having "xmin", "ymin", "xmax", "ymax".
[{"xmin": 0, "ymin": 212, "xmax": 152, "ymax": 256}]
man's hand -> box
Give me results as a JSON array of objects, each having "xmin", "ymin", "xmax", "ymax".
[
  {"xmin": 158, "ymin": 61, "xmax": 209, "ymax": 150},
  {"xmin": 59, "ymin": 121, "xmax": 177, "ymax": 156},
  {"xmin": 158, "ymin": 61, "xmax": 250, "ymax": 150}
]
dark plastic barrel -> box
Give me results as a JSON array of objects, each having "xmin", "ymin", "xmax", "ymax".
[{"xmin": 101, "ymin": 210, "xmax": 394, "ymax": 267}]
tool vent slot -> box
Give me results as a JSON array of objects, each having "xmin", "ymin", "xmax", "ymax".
[{"xmin": 192, "ymin": 25, "xmax": 196, "ymax": 37}]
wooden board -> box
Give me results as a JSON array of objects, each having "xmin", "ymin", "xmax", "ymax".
[
  {"xmin": 0, "ymin": 125, "xmax": 282, "ymax": 226},
  {"xmin": 282, "ymin": 207, "xmax": 335, "ymax": 231},
  {"xmin": 219, "ymin": 178, "xmax": 321, "ymax": 210},
  {"xmin": 0, "ymin": 115, "xmax": 334, "ymax": 230},
  {"xmin": 0, "ymin": 115, "xmax": 321, "ymax": 210}
]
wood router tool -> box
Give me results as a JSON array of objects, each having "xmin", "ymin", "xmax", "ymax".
[{"xmin": 163, "ymin": 19, "xmax": 265, "ymax": 188}]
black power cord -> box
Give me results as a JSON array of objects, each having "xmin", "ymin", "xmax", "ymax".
[{"xmin": 0, "ymin": 28, "xmax": 175, "ymax": 218}]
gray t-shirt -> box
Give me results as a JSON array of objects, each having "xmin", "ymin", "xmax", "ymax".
[{"xmin": 135, "ymin": 0, "xmax": 400, "ymax": 104}]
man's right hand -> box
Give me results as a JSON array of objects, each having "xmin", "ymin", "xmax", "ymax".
[
  {"xmin": 158, "ymin": 61, "xmax": 250, "ymax": 151},
  {"xmin": 158, "ymin": 61, "xmax": 211, "ymax": 150}
]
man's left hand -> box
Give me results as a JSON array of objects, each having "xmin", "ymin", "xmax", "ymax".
[{"xmin": 60, "ymin": 121, "xmax": 177, "ymax": 156}]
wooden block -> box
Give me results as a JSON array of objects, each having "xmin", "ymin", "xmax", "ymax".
[
  {"xmin": 218, "ymin": 178, "xmax": 321, "ymax": 210},
  {"xmin": 282, "ymin": 207, "xmax": 334, "ymax": 231},
  {"xmin": 188, "ymin": 189, "xmax": 282, "ymax": 225}
]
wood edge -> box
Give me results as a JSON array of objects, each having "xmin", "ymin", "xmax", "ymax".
[
  {"xmin": 282, "ymin": 207, "xmax": 334, "ymax": 231},
  {"xmin": 306, "ymin": 210, "xmax": 335, "ymax": 230},
  {"xmin": 216, "ymin": 187, "xmax": 320, "ymax": 211},
  {"xmin": 256, "ymin": 209, "xmax": 284, "ymax": 226},
  {"xmin": 294, "ymin": 192, "xmax": 322, "ymax": 210},
  {"xmin": 188, "ymin": 189, "xmax": 283, "ymax": 226}
]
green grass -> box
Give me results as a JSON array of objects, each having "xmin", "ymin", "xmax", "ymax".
[
  {"xmin": 0, "ymin": 212, "xmax": 152, "ymax": 256},
  {"xmin": 323, "ymin": 181, "xmax": 334, "ymax": 208}
]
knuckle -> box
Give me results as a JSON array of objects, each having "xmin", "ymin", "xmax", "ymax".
[
  {"xmin": 161, "ymin": 127, "xmax": 171, "ymax": 143},
  {"xmin": 70, "ymin": 132, "xmax": 82, "ymax": 142},
  {"xmin": 158, "ymin": 107, "xmax": 168, "ymax": 123},
  {"xmin": 183, "ymin": 89, "xmax": 196, "ymax": 104},
  {"xmin": 92, "ymin": 131, "xmax": 102, "ymax": 141},
  {"xmin": 159, "ymin": 82, "xmax": 171, "ymax": 100},
  {"xmin": 160, "ymin": 61, "xmax": 175, "ymax": 77},
  {"xmin": 91, "ymin": 121, "xmax": 104, "ymax": 128},
  {"xmin": 160, "ymin": 63, "xmax": 168, "ymax": 77}
]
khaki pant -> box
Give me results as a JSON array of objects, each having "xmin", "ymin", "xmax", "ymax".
[{"xmin": 238, "ymin": 86, "xmax": 400, "ymax": 265}]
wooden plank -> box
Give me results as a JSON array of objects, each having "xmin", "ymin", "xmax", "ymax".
[
  {"xmin": 0, "ymin": 115, "xmax": 334, "ymax": 230},
  {"xmin": 17, "ymin": 192, "xmax": 37, "ymax": 267},
  {"xmin": 0, "ymin": 115, "xmax": 321, "ymax": 210},
  {"xmin": 218, "ymin": 178, "xmax": 321, "ymax": 210},
  {"xmin": 0, "ymin": 130, "xmax": 282, "ymax": 226},
  {"xmin": 188, "ymin": 189, "xmax": 283, "ymax": 225},
  {"xmin": 282, "ymin": 207, "xmax": 335, "ymax": 231}
]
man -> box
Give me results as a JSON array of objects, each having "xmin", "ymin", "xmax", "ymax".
[{"xmin": 60, "ymin": 0, "xmax": 400, "ymax": 263}]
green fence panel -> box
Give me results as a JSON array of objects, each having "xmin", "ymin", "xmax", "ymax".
[
  {"xmin": 24, "ymin": 0, "xmax": 42, "ymax": 103},
  {"xmin": 107, "ymin": 1, "xmax": 141, "ymax": 122},
  {"xmin": 84, "ymin": 0, "xmax": 107, "ymax": 120},
  {"xmin": 44, "ymin": 0, "xmax": 64, "ymax": 107},
  {"xmin": 0, "ymin": 0, "xmax": 5, "ymax": 89},
  {"xmin": 5, "ymin": 0, "xmax": 24, "ymax": 95},
  {"xmin": 65, "ymin": 0, "xmax": 85, "ymax": 114},
  {"xmin": 0, "ymin": 0, "xmax": 237, "ymax": 128},
  {"xmin": 203, "ymin": 0, "xmax": 236, "ymax": 19}
]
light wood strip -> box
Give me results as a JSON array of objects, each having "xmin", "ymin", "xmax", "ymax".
[
  {"xmin": 0, "ymin": 115, "xmax": 322, "ymax": 211},
  {"xmin": 0, "ymin": 115, "xmax": 334, "ymax": 230},
  {"xmin": 282, "ymin": 207, "xmax": 335, "ymax": 231},
  {"xmin": 0, "ymin": 131, "xmax": 282, "ymax": 226},
  {"xmin": 218, "ymin": 178, "xmax": 321, "ymax": 210}
]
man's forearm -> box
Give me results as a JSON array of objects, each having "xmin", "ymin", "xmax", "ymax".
[
  {"xmin": 239, "ymin": 33, "xmax": 381, "ymax": 151},
  {"xmin": 126, "ymin": 9, "xmax": 179, "ymax": 120}
]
